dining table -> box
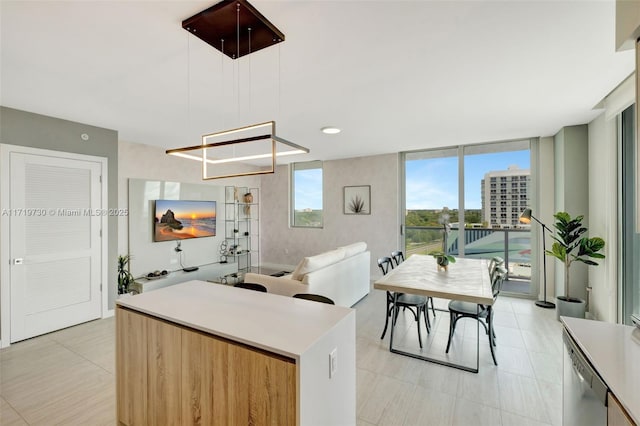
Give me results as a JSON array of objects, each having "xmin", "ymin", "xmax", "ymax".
[{"xmin": 373, "ymin": 255, "xmax": 493, "ymax": 373}]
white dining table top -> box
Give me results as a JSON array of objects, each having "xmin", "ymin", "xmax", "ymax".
[{"xmin": 373, "ymin": 255, "xmax": 494, "ymax": 305}]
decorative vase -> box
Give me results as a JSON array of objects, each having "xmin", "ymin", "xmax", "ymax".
[
  {"xmin": 244, "ymin": 192, "xmax": 253, "ymax": 203},
  {"xmin": 436, "ymin": 256, "xmax": 449, "ymax": 272}
]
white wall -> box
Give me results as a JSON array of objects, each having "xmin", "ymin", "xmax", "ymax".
[
  {"xmin": 126, "ymin": 178, "xmax": 227, "ymax": 277},
  {"xmin": 260, "ymin": 154, "xmax": 399, "ymax": 278},
  {"xmin": 616, "ymin": 0, "xmax": 640, "ymax": 51},
  {"xmin": 118, "ymin": 140, "xmax": 261, "ymax": 248},
  {"xmin": 532, "ymin": 137, "xmax": 556, "ymax": 302},
  {"xmin": 587, "ymin": 73, "xmax": 634, "ymax": 323},
  {"xmin": 553, "ymin": 125, "xmax": 590, "ymax": 302},
  {"xmin": 588, "ymin": 113, "xmax": 618, "ymax": 322},
  {"xmin": 117, "ymin": 141, "xmax": 260, "ymax": 299}
]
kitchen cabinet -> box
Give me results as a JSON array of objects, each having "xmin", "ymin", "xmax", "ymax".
[
  {"xmin": 116, "ymin": 280, "xmax": 355, "ymax": 425},
  {"xmin": 609, "ymin": 392, "xmax": 635, "ymax": 426}
]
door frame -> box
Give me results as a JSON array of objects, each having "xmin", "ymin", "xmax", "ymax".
[{"xmin": 0, "ymin": 144, "xmax": 109, "ymax": 348}]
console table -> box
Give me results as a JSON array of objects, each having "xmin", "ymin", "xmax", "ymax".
[
  {"xmin": 130, "ymin": 262, "xmax": 238, "ymax": 293},
  {"xmin": 115, "ymin": 280, "xmax": 356, "ymax": 425}
]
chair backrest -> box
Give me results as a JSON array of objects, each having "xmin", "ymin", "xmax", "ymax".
[
  {"xmin": 488, "ymin": 256, "xmax": 505, "ymax": 280},
  {"xmin": 234, "ymin": 282, "xmax": 267, "ymax": 292},
  {"xmin": 377, "ymin": 256, "xmax": 394, "ymax": 275},
  {"xmin": 293, "ymin": 293, "xmax": 335, "ymax": 304},
  {"xmin": 390, "ymin": 250, "xmax": 405, "ymax": 267},
  {"xmin": 491, "ymin": 266, "xmax": 508, "ymax": 299}
]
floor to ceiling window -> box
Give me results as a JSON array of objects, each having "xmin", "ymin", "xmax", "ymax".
[
  {"xmin": 403, "ymin": 148, "xmax": 459, "ymax": 258},
  {"xmin": 620, "ymin": 105, "xmax": 639, "ymax": 325},
  {"xmin": 402, "ymin": 140, "xmax": 532, "ymax": 296}
]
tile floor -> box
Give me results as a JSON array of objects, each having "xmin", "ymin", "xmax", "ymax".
[
  {"xmin": 355, "ymin": 291, "xmax": 563, "ymax": 426},
  {"xmin": 0, "ymin": 288, "xmax": 563, "ymax": 425}
]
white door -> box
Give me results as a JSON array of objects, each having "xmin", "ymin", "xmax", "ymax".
[{"xmin": 9, "ymin": 152, "xmax": 103, "ymax": 343}]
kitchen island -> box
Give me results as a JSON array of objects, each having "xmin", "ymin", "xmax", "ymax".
[{"xmin": 115, "ymin": 280, "xmax": 356, "ymax": 425}]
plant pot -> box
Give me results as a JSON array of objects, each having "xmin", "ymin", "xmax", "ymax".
[
  {"xmin": 436, "ymin": 256, "xmax": 449, "ymax": 271},
  {"xmin": 556, "ymin": 296, "xmax": 586, "ymax": 320}
]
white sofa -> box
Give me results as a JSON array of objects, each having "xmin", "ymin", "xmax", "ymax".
[{"xmin": 243, "ymin": 242, "xmax": 371, "ymax": 307}]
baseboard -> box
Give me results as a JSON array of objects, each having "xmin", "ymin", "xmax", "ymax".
[{"xmin": 104, "ymin": 309, "xmax": 115, "ymax": 318}]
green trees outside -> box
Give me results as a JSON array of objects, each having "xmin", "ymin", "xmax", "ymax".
[
  {"xmin": 293, "ymin": 210, "xmax": 322, "ymax": 227},
  {"xmin": 405, "ymin": 209, "xmax": 481, "ymax": 226}
]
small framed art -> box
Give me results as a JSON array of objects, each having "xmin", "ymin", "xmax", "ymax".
[{"xmin": 343, "ymin": 185, "xmax": 371, "ymax": 215}]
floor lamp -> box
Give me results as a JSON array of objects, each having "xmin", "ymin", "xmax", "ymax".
[{"xmin": 519, "ymin": 208, "xmax": 555, "ymax": 309}]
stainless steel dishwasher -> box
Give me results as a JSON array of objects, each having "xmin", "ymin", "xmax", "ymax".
[{"xmin": 563, "ymin": 328, "xmax": 608, "ymax": 426}]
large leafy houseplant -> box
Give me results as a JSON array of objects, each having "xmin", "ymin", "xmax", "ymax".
[
  {"xmin": 546, "ymin": 212, "xmax": 605, "ymax": 302},
  {"xmin": 117, "ymin": 254, "xmax": 134, "ymax": 295}
]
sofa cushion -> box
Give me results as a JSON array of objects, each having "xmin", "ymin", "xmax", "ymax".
[
  {"xmin": 339, "ymin": 242, "xmax": 367, "ymax": 258},
  {"xmin": 291, "ymin": 248, "xmax": 346, "ymax": 280}
]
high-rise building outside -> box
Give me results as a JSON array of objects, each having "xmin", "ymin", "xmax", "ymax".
[{"xmin": 481, "ymin": 165, "xmax": 530, "ymax": 227}]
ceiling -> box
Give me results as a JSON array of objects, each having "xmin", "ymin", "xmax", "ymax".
[{"xmin": 0, "ymin": 0, "xmax": 635, "ymax": 163}]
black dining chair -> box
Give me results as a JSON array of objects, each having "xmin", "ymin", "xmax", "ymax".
[
  {"xmin": 234, "ymin": 282, "xmax": 267, "ymax": 292},
  {"xmin": 488, "ymin": 256, "xmax": 505, "ymax": 281},
  {"xmin": 390, "ymin": 250, "xmax": 405, "ymax": 267},
  {"xmin": 378, "ymin": 257, "xmax": 430, "ymax": 347},
  {"xmin": 293, "ymin": 293, "xmax": 335, "ymax": 305},
  {"xmin": 445, "ymin": 265, "xmax": 507, "ymax": 365},
  {"xmin": 391, "ymin": 250, "xmax": 437, "ymax": 321}
]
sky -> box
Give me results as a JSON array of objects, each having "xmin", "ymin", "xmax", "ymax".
[
  {"xmin": 294, "ymin": 168, "xmax": 323, "ymax": 210},
  {"xmin": 406, "ymin": 150, "xmax": 530, "ymax": 210},
  {"xmin": 292, "ymin": 149, "xmax": 530, "ymax": 211},
  {"xmin": 155, "ymin": 200, "xmax": 217, "ymax": 219}
]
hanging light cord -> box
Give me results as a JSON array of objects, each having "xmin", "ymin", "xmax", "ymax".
[
  {"xmin": 248, "ymin": 27, "xmax": 252, "ymax": 114},
  {"xmin": 220, "ymin": 38, "xmax": 225, "ymax": 127},
  {"xmin": 278, "ymin": 43, "xmax": 282, "ymax": 118},
  {"xmin": 186, "ymin": 33, "xmax": 191, "ymax": 137},
  {"xmin": 236, "ymin": 3, "xmax": 240, "ymax": 118}
]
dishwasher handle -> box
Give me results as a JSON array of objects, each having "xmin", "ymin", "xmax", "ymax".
[{"xmin": 563, "ymin": 329, "xmax": 608, "ymax": 406}]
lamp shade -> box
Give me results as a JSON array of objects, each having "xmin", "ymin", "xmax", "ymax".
[{"xmin": 519, "ymin": 208, "xmax": 532, "ymax": 224}]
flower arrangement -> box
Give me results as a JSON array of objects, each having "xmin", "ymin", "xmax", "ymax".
[{"xmin": 429, "ymin": 207, "xmax": 456, "ymax": 269}]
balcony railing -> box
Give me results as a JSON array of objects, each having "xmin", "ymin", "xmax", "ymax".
[{"xmin": 404, "ymin": 226, "xmax": 531, "ymax": 280}]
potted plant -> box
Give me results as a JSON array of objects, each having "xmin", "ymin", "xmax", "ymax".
[
  {"xmin": 546, "ymin": 212, "xmax": 605, "ymax": 319},
  {"xmin": 429, "ymin": 250, "xmax": 457, "ymax": 271},
  {"xmin": 429, "ymin": 207, "xmax": 457, "ymax": 271},
  {"xmin": 117, "ymin": 254, "xmax": 135, "ymax": 295}
]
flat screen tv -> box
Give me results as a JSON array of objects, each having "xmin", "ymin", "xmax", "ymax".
[{"xmin": 154, "ymin": 200, "xmax": 216, "ymax": 242}]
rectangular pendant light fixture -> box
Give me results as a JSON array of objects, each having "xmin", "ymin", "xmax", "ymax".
[
  {"xmin": 171, "ymin": 3, "xmax": 307, "ymax": 179},
  {"xmin": 166, "ymin": 121, "xmax": 309, "ymax": 180}
]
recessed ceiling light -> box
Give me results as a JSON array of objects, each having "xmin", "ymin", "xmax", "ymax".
[{"xmin": 321, "ymin": 126, "xmax": 341, "ymax": 134}]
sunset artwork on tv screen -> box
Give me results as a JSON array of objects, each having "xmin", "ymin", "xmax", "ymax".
[{"xmin": 154, "ymin": 200, "xmax": 216, "ymax": 242}]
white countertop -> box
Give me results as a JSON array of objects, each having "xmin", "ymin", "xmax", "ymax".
[
  {"xmin": 374, "ymin": 256, "xmax": 493, "ymax": 305},
  {"xmin": 116, "ymin": 280, "xmax": 355, "ymax": 359},
  {"xmin": 562, "ymin": 317, "xmax": 640, "ymax": 424}
]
